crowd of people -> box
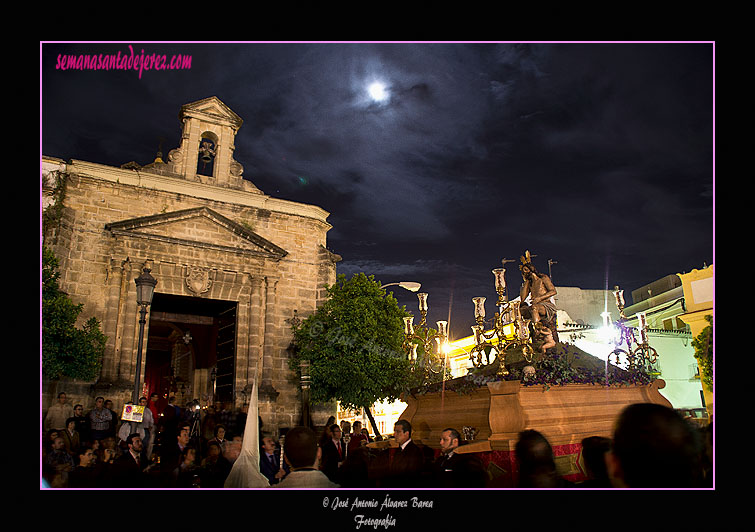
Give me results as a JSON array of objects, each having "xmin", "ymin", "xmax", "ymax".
[
  {"xmin": 42, "ymin": 392, "xmax": 251, "ymax": 488},
  {"xmin": 42, "ymin": 391, "xmax": 713, "ymax": 489}
]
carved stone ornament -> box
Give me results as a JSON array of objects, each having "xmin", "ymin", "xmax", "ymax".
[
  {"xmin": 230, "ymin": 159, "xmax": 244, "ymax": 177},
  {"xmin": 167, "ymin": 148, "xmax": 183, "ymax": 163},
  {"xmin": 185, "ymin": 266, "xmax": 212, "ymax": 295}
]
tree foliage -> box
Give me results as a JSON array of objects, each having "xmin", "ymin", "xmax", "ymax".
[
  {"xmin": 692, "ymin": 314, "xmax": 713, "ymax": 392},
  {"xmin": 289, "ymin": 273, "xmax": 413, "ymax": 411},
  {"xmin": 42, "ymin": 245, "xmax": 107, "ymax": 381}
]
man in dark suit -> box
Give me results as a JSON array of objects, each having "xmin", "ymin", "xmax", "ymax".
[
  {"xmin": 112, "ymin": 433, "xmax": 150, "ymax": 487},
  {"xmin": 68, "ymin": 445, "xmax": 107, "ymax": 487},
  {"xmin": 370, "ymin": 420, "xmax": 427, "ymax": 488},
  {"xmin": 320, "ymin": 424, "xmax": 345, "ymax": 482},
  {"xmin": 433, "ymin": 428, "xmax": 487, "ymax": 488},
  {"xmin": 260, "ymin": 434, "xmax": 289, "ymax": 485},
  {"xmin": 160, "ymin": 422, "xmax": 191, "ymax": 473}
]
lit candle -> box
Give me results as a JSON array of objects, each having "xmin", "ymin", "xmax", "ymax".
[
  {"xmin": 403, "ymin": 316, "xmax": 414, "ymax": 335},
  {"xmin": 417, "ymin": 293, "xmax": 428, "ymax": 312},
  {"xmin": 492, "ymin": 268, "xmax": 506, "ymax": 291},
  {"xmin": 613, "ymin": 287, "xmax": 625, "ymax": 307},
  {"xmin": 509, "ymin": 300, "xmax": 521, "ymax": 322},
  {"xmin": 473, "ymin": 297, "xmax": 486, "ymax": 319}
]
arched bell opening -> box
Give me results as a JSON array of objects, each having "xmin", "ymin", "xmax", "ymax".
[{"xmin": 196, "ymin": 132, "xmax": 218, "ymax": 177}]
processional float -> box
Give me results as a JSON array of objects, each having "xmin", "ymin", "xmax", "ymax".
[{"xmin": 401, "ymin": 252, "xmax": 548, "ymax": 376}]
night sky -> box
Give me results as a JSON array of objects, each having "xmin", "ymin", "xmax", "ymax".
[{"xmin": 40, "ymin": 42, "xmax": 714, "ymax": 339}]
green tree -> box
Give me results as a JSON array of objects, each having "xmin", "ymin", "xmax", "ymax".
[
  {"xmin": 692, "ymin": 314, "xmax": 713, "ymax": 392},
  {"xmin": 289, "ymin": 273, "xmax": 413, "ymax": 437},
  {"xmin": 42, "ymin": 245, "xmax": 107, "ymax": 381}
]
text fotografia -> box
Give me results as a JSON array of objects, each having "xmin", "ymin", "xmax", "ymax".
[
  {"xmin": 354, "ymin": 515, "xmax": 397, "ymax": 530},
  {"xmin": 324, "ymin": 495, "xmax": 434, "ymax": 529},
  {"xmin": 55, "ymin": 45, "xmax": 192, "ymax": 79}
]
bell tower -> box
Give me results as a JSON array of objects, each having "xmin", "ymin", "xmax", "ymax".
[{"xmin": 166, "ymin": 96, "xmax": 260, "ymax": 192}]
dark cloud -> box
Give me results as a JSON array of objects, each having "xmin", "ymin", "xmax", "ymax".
[{"xmin": 41, "ymin": 42, "xmax": 714, "ymax": 339}]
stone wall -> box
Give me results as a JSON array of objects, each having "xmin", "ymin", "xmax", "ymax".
[
  {"xmin": 42, "ymin": 97, "xmax": 342, "ymax": 435},
  {"xmin": 42, "ymin": 156, "xmax": 338, "ymax": 434},
  {"xmin": 554, "ymin": 286, "xmax": 613, "ymax": 327}
]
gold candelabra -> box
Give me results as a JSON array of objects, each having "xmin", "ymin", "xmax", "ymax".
[
  {"xmin": 468, "ymin": 265, "xmax": 535, "ymax": 374},
  {"xmin": 402, "ymin": 292, "xmax": 448, "ymax": 373},
  {"xmin": 607, "ymin": 286, "xmax": 658, "ymax": 371}
]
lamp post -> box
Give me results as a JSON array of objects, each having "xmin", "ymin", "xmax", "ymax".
[
  {"xmin": 286, "ymin": 310, "xmax": 311, "ymax": 428},
  {"xmin": 133, "ymin": 266, "xmax": 157, "ymax": 403},
  {"xmin": 210, "ymin": 366, "xmax": 217, "ymax": 406},
  {"xmin": 300, "ymin": 359, "xmax": 312, "ymax": 428}
]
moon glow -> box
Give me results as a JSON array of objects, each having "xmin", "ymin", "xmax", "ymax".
[{"xmin": 368, "ymin": 81, "xmax": 388, "ymax": 102}]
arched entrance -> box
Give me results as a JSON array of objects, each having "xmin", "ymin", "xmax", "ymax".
[{"xmin": 144, "ymin": 293, "xmax": 237, "ymax": 409}]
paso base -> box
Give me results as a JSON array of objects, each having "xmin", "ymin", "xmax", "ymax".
[{"xmin": 399, "ymin": 379, "xmax": 671, "ymax": 486}]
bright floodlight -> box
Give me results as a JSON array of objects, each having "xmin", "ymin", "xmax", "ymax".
[{"xmin": 368, "ymin": 81, "xmax": 388, "ymax": 102}]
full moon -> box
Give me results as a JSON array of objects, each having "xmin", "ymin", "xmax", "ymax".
[{"xmin": 368, "ymin": 81, "xmax": 388, "ymax": 102}]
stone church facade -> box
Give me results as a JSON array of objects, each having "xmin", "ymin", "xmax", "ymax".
[{"xmin": 42, "ymin": 97, "xmax": 340, "ymax": 432}]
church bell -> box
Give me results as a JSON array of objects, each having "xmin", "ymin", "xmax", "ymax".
[{"xmin": 199, "ymin": 140, "xmax": 215, "ymax": 164}]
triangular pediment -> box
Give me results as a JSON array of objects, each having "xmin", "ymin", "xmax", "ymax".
[
  {"xmin": 105, "ymin": 207, "xmax": 287, "ymax": 259},
  {"xmin": 180, "ymin": 96, "xmax": 243, "ymax": 128}
]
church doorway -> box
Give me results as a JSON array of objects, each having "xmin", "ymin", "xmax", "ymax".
[{"xmin": 144, "ymin": 293, "xmax": 237, "ymax": 410}]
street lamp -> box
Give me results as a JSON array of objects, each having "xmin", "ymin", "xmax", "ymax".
[
  {"xmin": 381, "ymin": 281, "xmax": 421, "ymax": 292},
  {"xmin": 133, "ymin": 266, "xmax": 157, "ymax": 403}
]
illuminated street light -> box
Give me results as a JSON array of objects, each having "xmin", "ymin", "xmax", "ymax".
[{"xmin": 381, "ymin": 281, "xmax": 421, "ymax": 292}]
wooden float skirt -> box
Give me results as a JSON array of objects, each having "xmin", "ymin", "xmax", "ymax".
[{"xmin": 398, "ymin": 379, "xmax": 671, "ymax": 453}]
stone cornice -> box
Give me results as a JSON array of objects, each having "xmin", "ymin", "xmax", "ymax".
[
  {"xmin": 64, "ymin": 159, "xmax": 332, "ymax": 227},
  {"xmin": 107, "ymin": 229, "xmax": 283, "ymax": 260},
  {"xmin": 105, "ymin": 206, "xmax": 288, "ymax": 259}
]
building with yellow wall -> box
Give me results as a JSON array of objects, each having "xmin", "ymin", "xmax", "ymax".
[{"xmin": 677, "ymin": 265, "xmax": 714, "ymax": 418}]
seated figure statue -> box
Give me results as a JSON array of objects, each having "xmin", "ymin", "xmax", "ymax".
[{"xmin": 518, "ymin": 251, "xmax": 559, "ymax": 348}]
